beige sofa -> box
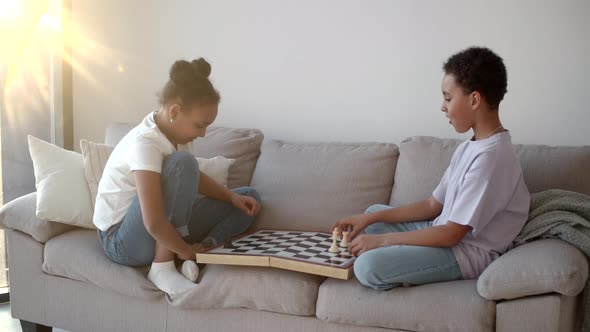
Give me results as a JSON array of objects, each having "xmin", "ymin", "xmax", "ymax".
[{"xmin": 1, "ymin": 124, "xmax": 588, "ymax": 332}]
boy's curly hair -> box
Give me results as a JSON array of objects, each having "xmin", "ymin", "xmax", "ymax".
[{"xmin": 443, "ymin": 47, "xmax": 507, "ymax": 110}]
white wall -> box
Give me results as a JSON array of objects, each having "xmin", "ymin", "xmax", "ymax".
[{"xmin": 72, "ymin": 0, "xmax": 590, "ymax": 149}]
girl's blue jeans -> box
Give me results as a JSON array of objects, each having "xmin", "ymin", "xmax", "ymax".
[{"xmin": 98, "ymin": 151, "xmax": 261, "ymax": 267}]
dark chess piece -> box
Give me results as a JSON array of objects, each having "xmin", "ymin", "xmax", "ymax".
[{"xmin": 223, "ymin": 236, "xmax": 236, "ymax": 249}]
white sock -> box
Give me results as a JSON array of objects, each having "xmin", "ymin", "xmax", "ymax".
[
  {"xmin": 147, "ymin": 261, "xmax": 197, "ymax": 295},
  {"xmin": 180, "ymin": 260, "xmax": 199, "ymax": 282}
]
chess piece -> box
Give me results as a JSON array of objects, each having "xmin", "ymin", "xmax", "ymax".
[
  {"xmin": 341, "ymin": 230, "xmax": 349, "ymax": 248},
  {"xmin": 223, "ymin": 236, "xmax": 235, "ymax": 249},
  {"xmin": 329, "ymin": 227, "xmax": 340, "ymax": 253}
]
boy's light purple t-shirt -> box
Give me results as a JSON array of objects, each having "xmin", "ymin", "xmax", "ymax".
[{"xmin": 432, "ymin": 131, "xmax": 530, "ymax": 279}]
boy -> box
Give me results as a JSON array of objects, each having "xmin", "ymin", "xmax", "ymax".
[{"xmin": 334, "ymin": 47, "xmax": 530, "ymax": 290}]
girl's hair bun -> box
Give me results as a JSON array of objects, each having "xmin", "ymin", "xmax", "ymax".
[
  {"xmin": 169, "ymin": 58, "xmax": 212, "ymax": 84},
  {"xmin": 160, "ymin": 57, "xmax": 219, "ymax": 106},
  {"xmin": 170, "ymin": 60, "xmax": 194, "ymax": 84},
  {"xmin": 191, "ymin": 58, "xmax": 211, "ymax": 78}
]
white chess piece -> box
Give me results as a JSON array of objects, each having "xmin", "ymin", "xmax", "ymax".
[
  {"xmin": 329, "ymin": 227, "xmax": 340, "ymax": 253},
  {"xmin": 341, "ymin": 231, "xmax": 349, "ymax": 248}
]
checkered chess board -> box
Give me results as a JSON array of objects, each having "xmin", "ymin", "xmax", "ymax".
[{"xmin": 206, "ymin": 230, "xmax": 354, "ymax": 267}]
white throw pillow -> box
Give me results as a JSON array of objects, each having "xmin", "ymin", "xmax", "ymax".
[
  {"xmin": 79, "ymin": 139, "xmax": 235, "ymax": 205},
  {"xmin": 28, "ymin": 135, "xmax": 95, "ymax": 229},
  {"xmin": 196, "ymin": 156, "xmax": 235, "ymax": 188}
]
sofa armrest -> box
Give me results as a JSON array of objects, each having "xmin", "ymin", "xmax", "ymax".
[
  {"xmin": 477, "ymin": 239, "xmax": 588, "ymax": 300},
  {"xmin": 0, "ymin": 192, "xmax": 77, "ymax": 243}
]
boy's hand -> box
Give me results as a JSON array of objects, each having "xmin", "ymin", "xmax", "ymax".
[
  {"xmin": 332, "ymin": 214, "xmax": 372, "ymax": 240},
  {"xmin": 349, "ymin": 234, "xmax": 390, "ymax": 257}
]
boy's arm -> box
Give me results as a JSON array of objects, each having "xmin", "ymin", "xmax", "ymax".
[
  {"xmin": 350, "ymin": 221, "xmax": 471, "ymax": 256},
  {"xmin": 367, "ymin": 196, "xmax": 444, "ymax": 225},
  {"xmin": 384, "ymin": 221, "xmax": 470, "ymax": 247},
  {"xmin": 336, "ymin": 196, "xmax": 444, "ymax": 240}
]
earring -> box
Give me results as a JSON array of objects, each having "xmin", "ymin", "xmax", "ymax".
[{"xmin": 170, "ymin": 118, "xmax": 174, "ymax": 123}]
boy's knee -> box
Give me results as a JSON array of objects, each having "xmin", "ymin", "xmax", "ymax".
[
  {"xmin": 364, "ymin": 204, "xmax": 389, "ymax": 215},
  {"xmin": 364, "ymin": 222, "xmax": 384, "ymax": 234},
  {"xmin": 354, "ymin": 252, "xmax": 384, "ymax": 290}
]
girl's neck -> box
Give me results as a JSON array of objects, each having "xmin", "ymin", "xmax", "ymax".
[{"xmin": 154, "ymin": 108, "xmax": 179, "ymax": 148}]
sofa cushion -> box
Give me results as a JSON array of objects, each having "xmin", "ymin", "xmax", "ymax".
[
  {"xmin": 105, "ymin": 124, "xmax": 263, "ymax": 189},
  {"xmin": 390, "ymin": 136, "xmax": 590, "ymax": 206},
  {"xmin": 0, "ymin": 192, "xmax": 76, "ymax": 243},
  {"xmin": 250, "ymin": 140, "xmax": 399, "ymax": 231},
  {"xmin": 317, "ymin": 278, "xmax": 495, "ymax": 332},
  {"xmin": 191, "ymin": 127, "xmax": 263, "ymax": 189},
  {"xmin": 42, "ymin": 229, "xmax": 162, "ymax": 300},
  {"xmin": 42, "ymin": 229, "xmax": 323, "ymax": 315},
  {"xmin": 389, "ymin": 136, "xmax": 460, "ymax": 207},
  {"xmin": 477, "ymin": 239, "xmax": 588, "ymax": 300},
  {"xmin": 170, "ymin": 264, "xmax": 324, "ymax": 316}
]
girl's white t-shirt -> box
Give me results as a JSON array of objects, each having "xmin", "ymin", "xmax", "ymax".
[
  {"xmin": 432, "ymin": 131, "xmax": 530, "ymax": 279},
  {"xmin": 93, "ymin": 112, "xmax": 192, "ymax": 231}
]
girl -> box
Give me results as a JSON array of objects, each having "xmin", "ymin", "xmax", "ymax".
[
  {"xmin": 334, "ymin": 47, "xmax": 530, "ymax": 290},
  {"xmin": 94, "ymin": 58, "xmax": 261, "ymax": 296}
]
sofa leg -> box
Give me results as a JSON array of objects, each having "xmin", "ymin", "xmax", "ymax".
[{"xmin": 20, "ymin": 320, "xmax": 52, "ymax": 332}]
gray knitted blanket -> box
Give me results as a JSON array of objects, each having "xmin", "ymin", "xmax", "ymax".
[{"xmin": 509, "ymin": 189, "xmax": 590, "ymax": 332}]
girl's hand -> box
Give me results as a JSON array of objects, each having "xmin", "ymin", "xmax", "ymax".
[
  {"xmin": 332, "ymin": 214, "xmax": 371, "ymax": 240},
  {"xmin": 349, "ymin": 234, "xmax": 391, "ymax": 257},
  {"xmin": 230, "ymin": 193, "xmax": 261, "ymax": 217},
  {"xmin": 178, "ymin": 242, "xmax": 214, "ymax": 261}
]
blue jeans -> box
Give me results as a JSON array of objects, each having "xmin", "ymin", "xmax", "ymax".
[
  {"xmin": 98, "ymin": 151, "xmax": 261, "ymax": 267},
  {"xmin": 353, "ymin": 204, "xmax": 462, "ymax": 290}
]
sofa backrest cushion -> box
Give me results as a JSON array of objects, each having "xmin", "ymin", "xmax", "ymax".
[
  {"xmin": 250, "ymin": 140, "xmax": 399, "ymax": 231},
  {"xmin": 104, "ymin": 123, "xmax": 263, "ymax": 189},
  {"xmin": 390, "ymin": 136, "xmax": 590, "ymax": 207}
]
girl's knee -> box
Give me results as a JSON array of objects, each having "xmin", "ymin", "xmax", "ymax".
[
  {"xmin": 163, "ymin": 151, "xmax": 199, "ymax": 170},
  {"xmin": 162, "ymin": 152, "xmax": 199, "ymax": 179},
  {"xmin": 233, "ymin": 187, "xmax": 262, "ymax": 204}
]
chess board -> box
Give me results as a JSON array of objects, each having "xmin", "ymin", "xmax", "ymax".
[{"xmin": 196, "ymin": 230, "xmax": 355, "ymax": 279}]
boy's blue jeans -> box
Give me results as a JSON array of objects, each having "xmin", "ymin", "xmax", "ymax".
[
  {"xmin": 354, "ymin": 204, "xmax": 463, "ymax": 290},
  {"xmin": 98, "ymin": 151, "xmax": 261, "ymax": 267}
]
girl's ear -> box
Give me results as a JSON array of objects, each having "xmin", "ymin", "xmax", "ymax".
[
  {"xmin": 470, "ymin": 91, "xmax": 481, "ymax": 111},
  {"xmin": 168, "ymin": 103, "xmax": 182, "ymax": 120}
]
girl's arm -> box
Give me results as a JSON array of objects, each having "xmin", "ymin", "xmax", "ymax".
[
  {"xmin": 198, "ymin": 171, "xmax": 260, "ymax": 216},
  {"xmin": 198, "ymin": 171, "xmax": 234, "ymax": 203},
  {"xmin": 135, "ymin": 170, "xmax": 194, "ymax": 258}
]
